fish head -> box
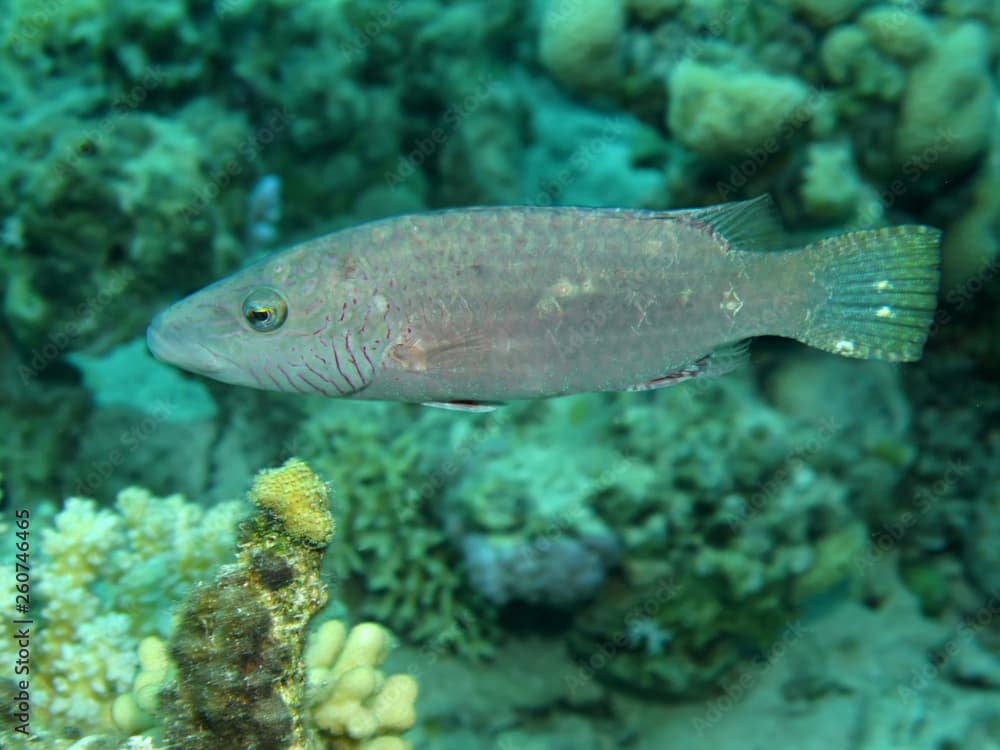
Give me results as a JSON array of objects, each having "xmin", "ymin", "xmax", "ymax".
[{"xmin": 147, "ymin": 244, "xmax": 354, "ymax": 393}]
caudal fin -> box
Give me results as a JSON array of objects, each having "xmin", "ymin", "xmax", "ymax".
[{"xmin": 795, "ymin": 225, "xmax": 940, "ymax": 362}]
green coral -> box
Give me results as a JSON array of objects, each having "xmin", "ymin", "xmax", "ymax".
[
  {"xmin": 539, "ymin": 0, "xmax": 625, "ymax": 92},
  {"xmin": 561, "ymin": 367, "xmax": 904, "ymax": 697},
  {"xmin": 896, "ymin": 21, "xmax": 995, "ymax": 176},
  {"xmin": 297, "ymin": 401, "xmax": 497, "ymax": 657},
  {"xmin": 667, "ymin": 59, "xmax": 813, "ymax": 156}
]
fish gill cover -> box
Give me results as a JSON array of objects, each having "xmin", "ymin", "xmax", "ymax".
[{"xmin": 0, "ymin": 1, "xmax": 999, "ymax": 749}]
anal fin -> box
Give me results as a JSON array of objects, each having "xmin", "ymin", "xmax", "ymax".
[{"xmin": 625, "ymin": 340, "xmax": 750, "ymax": 392}]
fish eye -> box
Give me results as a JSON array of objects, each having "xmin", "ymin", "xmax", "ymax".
[{"xmin": 242, "ymin": 287, "xmax": 288, "ymax": 332}]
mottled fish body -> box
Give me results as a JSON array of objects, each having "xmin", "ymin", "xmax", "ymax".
[{"xmin": 147, "ymin": 197, "xmax": 940, "ymax": 408}]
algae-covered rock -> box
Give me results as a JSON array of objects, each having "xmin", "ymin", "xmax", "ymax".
[
  {"xmin": 896, "ymin": 22, "xmax": 996, "ymax": 176},
  {"xmin": 250, "ymin": 457, "xmax": 336, "ymax": 548},
  {"xmin": 667, "ymin": 60, "xmax": 812, "ymax": 156},
  {"xmin": 779, "ymin": 0, "xmax": 868, "ymax": 27},
  {"xmin": 162, "ymin": 457, "xmax": 334, "ymax": 750},
  {"xmin": 819, "ymin": 24, "xmax": 906, "ymax": 101},
  {"xmin": 539, "ymin": 0, "xmax": 625, "ymax": 92},
  {"xmin": 858, "ymin": 5, "xmax": 934, "ymax": 63}
]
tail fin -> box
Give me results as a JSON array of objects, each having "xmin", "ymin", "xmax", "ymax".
[{"xmin": 795, "ymin": 225, "xmax": 941, "ymax": 362}]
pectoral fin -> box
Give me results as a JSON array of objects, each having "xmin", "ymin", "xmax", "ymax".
[
  {"xmin": 422, "ymin": 400, "xmax": 501, "ymax": 412},
  {"xmin": 389, "ymin": 333, "xmax": 494, "ymax": 373}
]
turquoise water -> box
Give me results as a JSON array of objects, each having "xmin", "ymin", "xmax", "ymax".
[{"xmin": 2, "ymin": 1, "xmax": 999, "ymax": 748}]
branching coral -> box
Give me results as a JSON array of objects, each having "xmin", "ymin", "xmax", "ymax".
[
  {"xmin": 298, "ymin": 401, "xmax": 497, "ymax": 657},
  {"xmin": 0, "ymin": 488, "xmax": 243, "ymax": 738}
]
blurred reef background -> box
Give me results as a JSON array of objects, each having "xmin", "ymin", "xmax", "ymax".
[{"xmin": 1, "ymin": 0, "xmax": 1000, "ymax": 748}]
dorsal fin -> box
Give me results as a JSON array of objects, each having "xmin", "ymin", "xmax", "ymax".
[{"xmin": 689, "ymin": 195, "xmax": 788, "ymax": 251}]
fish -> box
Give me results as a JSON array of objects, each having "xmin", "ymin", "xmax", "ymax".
[{"xmin": 146, "ymin": 196, "xmax": 940, "ymax": 411}]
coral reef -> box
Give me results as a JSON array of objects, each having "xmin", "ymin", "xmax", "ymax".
[
  {"xmin": 297, "ymin": 401, "xmax": 498, "ymax": 658},
  {"xmin": 533, "ymin": 370, "xmax": 890, "ymax": 695},
  {"xmin": 1, "ymin": 0, "xmax": 999, "ymax": 747},
  {"xmin": 442, "ymin": 398, "xmax": 625, "ymax": 608},
  {"xmin": 0, "ymin": 488, "xmax": 242, "ymax": 740},
  {"xmin": 104, "ymin": 458, "xmax": 416, "ymax": 750},
  {"xmin": 306, "ymin": 620, "xmax": 418, "ymax": 750},
  {"xmin": 250, "ymin": 457, "xmax": 337, "ymax": 548},
  {"xmin": 539, "ymin": 0, "xmax": 625, "ymax": 92},
  {"xmin": 5, "ymin": 0, "xmax": 999, "ymax": 516}
]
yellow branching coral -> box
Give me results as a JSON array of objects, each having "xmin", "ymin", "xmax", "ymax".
[
  {"xmin": 3, "ymin": 489, "xmax": 243, "ymax": 738},
  {"xmin": 306, "ymin": 620, "xmax": 419, "ymax": 750},
  {"xmin": 250, "ymin": 457, "xmax": 336, "ymax": 547}
]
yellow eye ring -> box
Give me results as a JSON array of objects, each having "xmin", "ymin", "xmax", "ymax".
[{"xmin": 242, "ymin": 287, "xmax": 288, "ymax": 332}]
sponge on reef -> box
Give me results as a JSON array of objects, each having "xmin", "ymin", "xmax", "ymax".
[{"xmin": 250, "ymin": 456, "xmax": 336, "ymax": 547}]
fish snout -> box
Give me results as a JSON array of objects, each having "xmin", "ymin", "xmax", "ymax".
[{"xmin": 146, "ymin": 310, "xmax": 223, "ymax": 375}]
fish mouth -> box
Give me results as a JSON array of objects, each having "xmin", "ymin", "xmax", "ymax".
[{"xmin": 146, "ymin": 312, "xmax": 223, "ymax": 376}]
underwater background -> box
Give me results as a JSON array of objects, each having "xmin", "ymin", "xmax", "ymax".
[{"xmin": 1, "ymin": 0, "xmax": 999, "ymax": 748}]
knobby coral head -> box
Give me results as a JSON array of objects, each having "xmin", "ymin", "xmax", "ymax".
[{"xmin": 249, "ymin": 456, "xmax": 336, "ymax": 548}]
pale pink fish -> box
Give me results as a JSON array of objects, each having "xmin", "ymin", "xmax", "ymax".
[{"xmin": 147, "ymin": 196, "xmax": 940, "ymax": 411}]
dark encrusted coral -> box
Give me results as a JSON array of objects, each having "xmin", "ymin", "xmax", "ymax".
[
  {"xmin": 158, "ymin": 458, "xmax": 333, "ymax": 750},
  {"xmin": 161, "ymin": 579, "xmax": 293, "ymax": 750}
]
